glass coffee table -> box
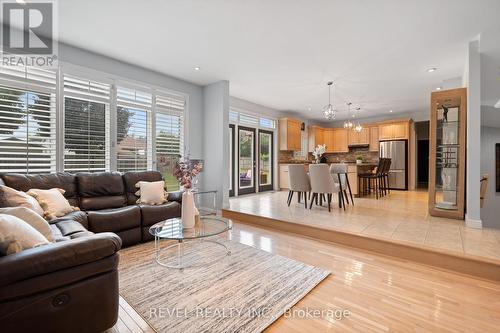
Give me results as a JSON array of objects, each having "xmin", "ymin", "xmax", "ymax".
[{"xmin": 149, "ymin": 216, "xmax": 232, "ymax": 269}]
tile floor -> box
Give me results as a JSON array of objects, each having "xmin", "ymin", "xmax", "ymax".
[{"xmin": 228, "ymin": 190, "xmax": 500, "ymax": 261}]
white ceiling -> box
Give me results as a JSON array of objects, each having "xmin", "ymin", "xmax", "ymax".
[{"xmin": 58, "ymin": 0, "xmax": 500, "ymax": 121}]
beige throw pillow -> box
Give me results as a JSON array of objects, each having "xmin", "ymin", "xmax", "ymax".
[
  {"xmin": 0, "ymin": 214, "xmax": 49, "ymax": 255},
  {"xmin": 0, "ymin": 207, "xmax": 54, "ymax": 242},
  {"xmin": 135, "ymin": 181, "xmax": 168, "ymax": 205},
  {"xmin": 0, "ymin": 185, "xmax": 44, "ymax": 216},
  {"xmin": 27, "ymin": 188, "xmax": 78, "ymax": 220}
]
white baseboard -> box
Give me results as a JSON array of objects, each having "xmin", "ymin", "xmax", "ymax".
[{"xmin": 465, "ymin": 215, "xmax": 482, "ymax": 229}]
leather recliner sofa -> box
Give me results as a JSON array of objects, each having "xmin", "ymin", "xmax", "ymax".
[{"xmin": 0, "ymin": 171, "xmax": 182, "ymax": 333}]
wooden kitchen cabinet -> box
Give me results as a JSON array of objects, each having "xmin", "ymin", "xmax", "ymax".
[
  {"xmin": 279, "ymin": 165, "xmax": 290, "ymax": 189},
  {"xmin": 348, "ymin": 128, "xmax": 369, "ymax": 146},
  {"xmin": 279, "ymin": 118, "xmax": 302, "ymax": 151},
  {"xmin": 324, "ymin": 129, "xmax": 335, "ymax": 152},
  {"xmin": 369, "ymin": 126, "xmax": 379, "ymax": 151},
  {"xmin": 332, "ymin": 129, "xmax": 349, "ymax": 152},
  {"xmin": 428, "ymin": 88, "xmax": 466, "ymax": 219},
  {"xmin": 378, "ymin": 121, "xmax": 409, "ymax": 140},
  {"xmin": 308, "ymin": 126, "xmax": 325, "ymax": 152}
]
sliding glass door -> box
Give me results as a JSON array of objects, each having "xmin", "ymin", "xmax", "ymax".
[
  {"xmin": 238, "ymin": 126, "xmax": 256, "ymax": 195},
  {"xmin": 258, "ymin": 130, "xmax": 274, "ymax": 192}
]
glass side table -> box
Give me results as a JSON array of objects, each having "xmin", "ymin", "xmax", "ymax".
[{"xmin": 192, "ymin": 189, "xmax": 218, "ymax": 216}]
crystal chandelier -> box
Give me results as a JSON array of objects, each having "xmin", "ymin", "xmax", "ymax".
[
  {"xmin": 322, "ymin": 81, "xmax": 336, "ymax": 120},
  {"xmin": 354, "ymin": 107, "xmax": 363, "ymax": 133},
  {"xmin": 343, "ymin": 102, "xmax": 354, "ymax": 129}
]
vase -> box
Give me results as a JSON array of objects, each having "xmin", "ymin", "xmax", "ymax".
[
  {"xmin": 182, "ymin": 189, "xmax": 196, "ymax": 229},
  {"xmin": 356, "ymin": 159, "xmax": 362, "ymax": 165}
]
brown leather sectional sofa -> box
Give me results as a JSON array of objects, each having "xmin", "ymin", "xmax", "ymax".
[{"xmin": 0, "ymin": 171, "xmax": 182, "ymax": 333}]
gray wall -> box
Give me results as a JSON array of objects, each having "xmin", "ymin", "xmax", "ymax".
[
  {"xmin": 203, "ymin": 81, "xmax": 230, "ymax": 208},
  {"xmin": 58, "ymin": 43, "xmax": 204, "ymax": 160},
  {"xmin": 480, "ymin": 126, "xmax": 500, "ymax": 229}
]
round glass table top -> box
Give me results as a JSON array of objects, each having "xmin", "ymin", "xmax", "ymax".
[{"xmin": 149, "ymin": 216, "xmax": 232, "ymax": 240}]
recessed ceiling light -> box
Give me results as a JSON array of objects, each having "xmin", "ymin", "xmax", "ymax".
[
  {"xmin": 389, "ymin": 110, "xmax": 393, "ymax": 113},
  {"xmin": 436, "ymin": 87, "xmax": 442, "ymax": 91},
  {"xmin": 307, "ymin": 107, "xmax": 312, "ymax": 111},
  {"xmin": 427, "ymin": 67, "xmax": 438, "ymax": 73},
  {"xmin": 352, "ymin": 115, "xmax": 355, "ymax": 118},
  {"xmin": 194, "ymin": 67, "xmax": 201, "ymax": 71}
]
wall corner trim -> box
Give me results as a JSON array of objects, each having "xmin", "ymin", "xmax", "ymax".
[{"xmin": 465, "ymin": 215, "xmax": 483, "ymax": 229}]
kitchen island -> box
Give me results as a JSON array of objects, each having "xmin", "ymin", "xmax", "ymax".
[{"xmin": 279, "ymin": 161, "xmax": 378, "ymax": 196}]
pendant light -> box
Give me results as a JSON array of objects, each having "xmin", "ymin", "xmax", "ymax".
[
  {"xmin": 343, "ymin": 102, "xmax": 354, "ymax": 129},
  {"xmin": 323, "ymin": 81, "xmax": 336, "ymax": 120},
  {"xmin": 354, "ymin": 107, "xmax": 363, "ymax": 133}
]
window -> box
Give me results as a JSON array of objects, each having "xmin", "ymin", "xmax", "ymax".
[
  {"xmin": 63, "ymin": 75, "xmax": 111, "ymax": 172},
  {"xmin": 259, "ymin": 117, "xmax": 276, "ymax": 129},
  {"xmin": 0, "ymin": 67, "xmax": 56, "ymax": 173},
  {"xmin": 155, "ymin": 92, "xmax": 185, "ymax": 190},
  {"xmin": 0, "ymin": 66, "xmax": 186, "ymax": 176},
  {"xmin": 116, "ymin": 87, "xmax": 152, "ymax": 172}
]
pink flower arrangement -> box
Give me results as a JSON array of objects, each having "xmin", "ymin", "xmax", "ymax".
[{"xmin": 173, "ymin": 159, "xmax": 203, "ymax": 189}]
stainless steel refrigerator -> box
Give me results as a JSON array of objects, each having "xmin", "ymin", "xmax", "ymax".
[{"xmin": 379, "ymin": 140, "xmax": 407, "ymax": 190}]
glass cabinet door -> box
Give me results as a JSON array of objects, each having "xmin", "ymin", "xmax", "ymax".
[
  {"xmin": 429, "ymin": 88, "xmax": 466, "ymax": 219},
  {"xmin": 434, "ymin": 98, "xmax": 460, "ymax": 210}
]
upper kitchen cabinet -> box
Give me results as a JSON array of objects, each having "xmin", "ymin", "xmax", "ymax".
[
  {"xmin": 324, "ymin": 129, "xmax": 335, "ymax": 153},
  {"xmin": 369, "ymin": 126, "xmax": 379, "ymax": 151},
  {"xmin": 348, "ymin": 127, "xmax": 369, "ymax": 146},
  {"xmin": 279, "ymin": 118, "xmax": 302, "ymax": 151},
  {"xmin": 332, "ymin": 128, "xmax": 349, "ymax": 152},
  {"xmin": 308, "ymin": 125, "xmax": 325, "ymax": 152},
  {"xmin": 378, "ymin": 121, "xmax": 409, "ymax": 140}
]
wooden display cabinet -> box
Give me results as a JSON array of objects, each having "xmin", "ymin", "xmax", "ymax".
[{"xmin": 428, "ymin": 88, "xmax": 466, "ymax": 219}]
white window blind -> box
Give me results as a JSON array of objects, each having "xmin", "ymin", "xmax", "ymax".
[
  {"xmin": 63, "ymin": 75, "xmax": 111, "ymax": 173},
  {"xmin": 116, "ymin": 86, "xmax": 151, "ymax": 172},
  {"xmin": 259, "ymin": 117, "xmax": 276, "ymax": 129},
  {"xmin": 0, "ymin": 66, "xmax": 56, "ymax": 174},
  {"xmin": 155, "ymin": 92, "xmax": 185, "ymax": 190},
  {"xmin": 239, "ymin": 113, "xmax": 259, "ymax": 127},
  {"xmin": 229, "ymin": 110, "xmax": 239, "ymax": 124}
]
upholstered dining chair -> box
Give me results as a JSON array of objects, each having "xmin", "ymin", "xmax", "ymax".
[
  {"xmin": 330, "ymin": 163, "xmax": 354, "ymax": 206},
  {"xmin": 287, "ymin": 164, "xmax": 311, "ymax": 208},
  {"xmin": 309, "ymin": 164, "xmax": 341, "ymax": 212}
]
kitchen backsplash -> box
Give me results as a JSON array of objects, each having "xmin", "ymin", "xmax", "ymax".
[
  {"xmin": 279, "ymin": 147, "xmax": 378, "ymax": 164},
  {"xmin": 324, "ymin": 147, "xmax": 379, "ymax": 163}
]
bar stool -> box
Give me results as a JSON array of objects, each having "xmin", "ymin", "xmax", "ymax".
[
  {"xmin": 380, "ymin": 158, "xmax": 391, "ymax": 196},
  {"xmin": 358, "ymin": 158, "xmax": 385, "ymax": 199}
]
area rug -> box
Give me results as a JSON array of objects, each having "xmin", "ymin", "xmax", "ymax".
[{"xmin": 118, "ymin": 239, "xmax": 330, "ymax": 333}]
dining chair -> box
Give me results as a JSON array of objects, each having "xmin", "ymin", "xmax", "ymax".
[
  {"xmin": 480, "ymin": 174, "xmax": 489, "ymax": 208},
  {"xmin": 309, "ymin": 164, "xmax": 342, "ymax": 211},
  {"xmin": 329, "ymin": 163, "xmax": 354, "ymax": 206},
  {"xmin": 287, "ymin": 164, "xmax": 311, "ymax": 208}
]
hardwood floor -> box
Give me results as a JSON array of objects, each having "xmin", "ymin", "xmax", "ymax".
[{"xmin": 109, "ymin": 222, "xmax": 500, "ymax": 333}]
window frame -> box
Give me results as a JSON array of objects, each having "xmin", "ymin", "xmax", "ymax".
[{"xmin": 0, "ymin": 62, "xmax": 189, "ymax": 175}]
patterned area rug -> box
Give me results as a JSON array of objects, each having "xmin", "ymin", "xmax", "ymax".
[{"xmin": 119, "ymin": 239, "xmax": 330, "ymax": 333}]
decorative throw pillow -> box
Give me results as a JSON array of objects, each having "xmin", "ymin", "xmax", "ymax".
[
  {"xmin": 27, "ymin": 188, "xmax": 78, "ymax": 220},
  {"xmin": 0, "ymin": 185, "xmax": 44, "ymax": 217},
  {"xmin": 0, "ymin": 214, "xmax": 49, "ymax": 255},
  {"xmin": 0, "ymin": 207, "xmax": 54, "ymax": 242},
  {"xmin": 135, "ymin": 181, "xmax": 168, "ymax": 205}
]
